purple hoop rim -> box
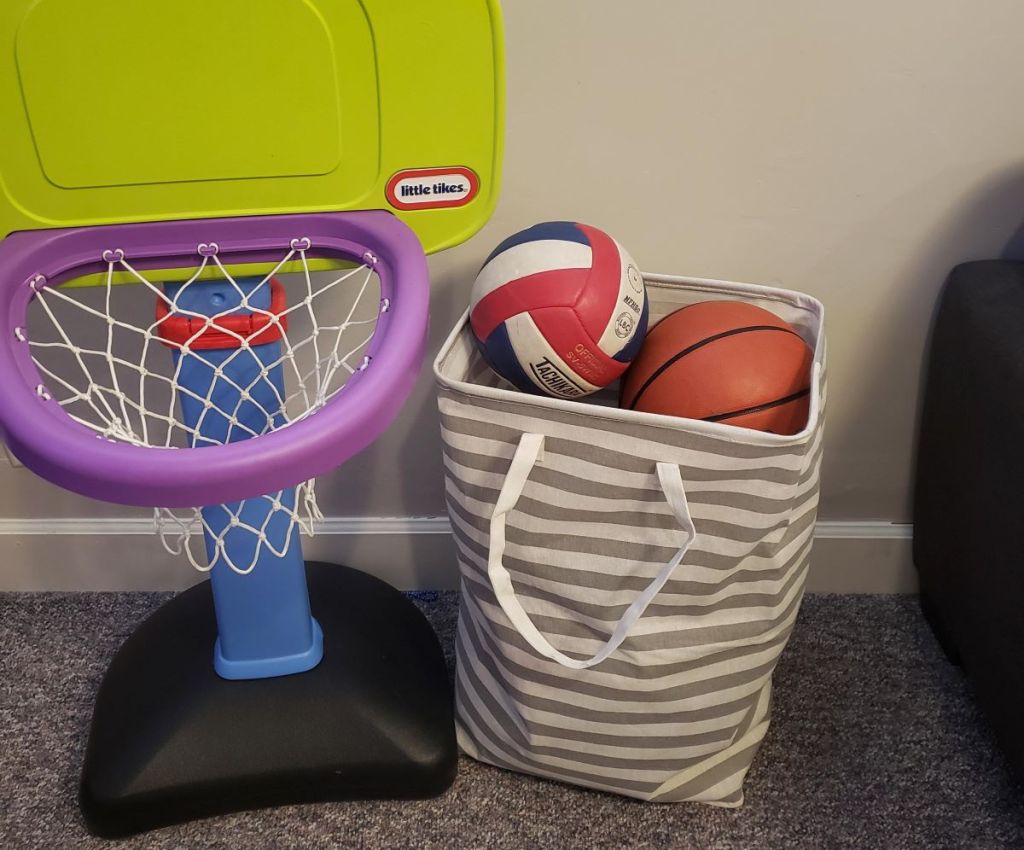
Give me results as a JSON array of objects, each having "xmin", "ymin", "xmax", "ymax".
[{"xmin": 0, "ymin": 211, "xmax": 428, "ymax": 508}]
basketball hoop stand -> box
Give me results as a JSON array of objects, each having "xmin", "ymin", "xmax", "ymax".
[{"xmin": 0, "ymin": 0, "xmax": 504, "ymax": 834}]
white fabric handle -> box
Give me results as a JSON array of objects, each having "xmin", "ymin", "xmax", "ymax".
[{"xmin": 487, "ymin": 432, "xmax": 698, "ymax": 670}]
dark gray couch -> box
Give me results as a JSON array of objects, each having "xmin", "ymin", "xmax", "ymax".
[{"xmin": 913, "ymin": 260, "xmax": 1024, "ymax": 778}]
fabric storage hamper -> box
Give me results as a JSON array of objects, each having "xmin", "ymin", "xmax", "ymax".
[{"xmin": 433, "ymin": 273, "xmax": 826, "ymax": 806}]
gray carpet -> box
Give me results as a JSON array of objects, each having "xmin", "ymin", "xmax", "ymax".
[{"xmin": 1, "ymin": 592, "xmax": 1022, "ymax": 850}]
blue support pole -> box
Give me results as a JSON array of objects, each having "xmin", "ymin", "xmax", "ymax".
[{"xmin": 164, "ymin": 277, "xmax": 323, "ymax": 680}]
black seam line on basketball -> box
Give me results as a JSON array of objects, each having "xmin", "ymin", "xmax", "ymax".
[
  {"xmin": 703, "ymin": 387, "xmax": 811, "ymax": 423},
  {"xmin": 625, "ymin": 324, "xmax": 805, "ymax": 410}
]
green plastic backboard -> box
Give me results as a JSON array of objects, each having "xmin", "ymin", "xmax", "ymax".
[{"xmin": 0, "ymin": 0, "xmax": 503, "ymax": 277}]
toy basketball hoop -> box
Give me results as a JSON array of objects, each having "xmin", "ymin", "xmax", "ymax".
[
  {"xmin": 0, "ymin": 213, "xmax": 427, "ymax": 508},
  {"xmin": 0, "ymin": 0, "xmax": 503, "ymax": 836}
]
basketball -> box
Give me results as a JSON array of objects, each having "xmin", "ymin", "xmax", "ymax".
[
  {"xmin": 469, "ymin": 221, "xmax": 648, "ymax": 399},
  {"xmin": 619, "ymin": 300, "xmax": 813, "ymax": 435}
]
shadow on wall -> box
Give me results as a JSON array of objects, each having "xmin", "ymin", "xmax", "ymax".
[
  {"xmin": 1001, "ymin": 203, "xmax": 1024, "ymax": 259},
  {"xmin": 797, "ymin": 163, "xmax": 1024, "ymax": 522},
  {"xmin": 298, "ymin": 250, "xmax": 479, "ymax": 586},
  {"xmin": 848, "ymin": 164, "xmax": 1024, "ymax": 522},
  {"xmin": 357, "ymin": 253, "xmax": 481, "ymax": 588},
  {"xmin": 395, "ymin": 251, "xmax": 481, "ymax": 517},
  {"xmin": 383, "ymin": 252, "xmax": 482, "ymax": 517}
]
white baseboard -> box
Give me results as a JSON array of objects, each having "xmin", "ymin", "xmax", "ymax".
[
  {"xmin": 0, "ymin": 517, "xmax": 916, "ymax": 593},
  {"xmin": 805, "ymin": 522, "xmax": 915, "ymax": 594}
]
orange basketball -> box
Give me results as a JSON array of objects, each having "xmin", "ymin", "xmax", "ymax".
[{"xmin": 619, "ymin": 301, "xmax": 813, "ymax": 435}]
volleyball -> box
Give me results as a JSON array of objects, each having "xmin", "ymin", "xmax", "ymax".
[{"xmin": 469, "ymin": 221, "xmax": 648, "ymax": 399}]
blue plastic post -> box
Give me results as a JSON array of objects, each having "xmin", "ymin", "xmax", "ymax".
[{"xmin": 164, "ymin": 277, "xmax": 323, "ymax": 680}]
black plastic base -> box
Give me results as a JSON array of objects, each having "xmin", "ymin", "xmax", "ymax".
[{"xmin": 79, "ymin": 562, "xmax": 457, "ymax": 838}]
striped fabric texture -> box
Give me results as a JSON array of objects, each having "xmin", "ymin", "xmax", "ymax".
[{"xmin": 433, "ymin": 274, "xmax": 826, "ymax": 806}]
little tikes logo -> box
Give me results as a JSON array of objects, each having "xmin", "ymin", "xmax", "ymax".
[
  {"xmin": 530, "ymin": 357, "xmax": 586, "ymax": 398},
  {"xmin": 386, "ymin": 167, "xmax": 480, "ymax": 210}
]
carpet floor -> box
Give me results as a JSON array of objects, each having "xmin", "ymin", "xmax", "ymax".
[{"xmin": 1, "ymin": 591, "xmax": 1022, "ymax": 850}]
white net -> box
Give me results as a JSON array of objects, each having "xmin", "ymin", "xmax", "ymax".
[{"xmin": 24, "ymin": 238, "xmax": 384, "ymax": 574}]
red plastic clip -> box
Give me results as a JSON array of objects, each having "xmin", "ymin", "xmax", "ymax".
[{"xmin": 155, "ymin": 278, "xmax": 289, "ymax": 350}]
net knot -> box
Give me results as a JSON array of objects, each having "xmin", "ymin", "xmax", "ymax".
[
  {"xmin": 197, "ymin": 242, "xmax": 219, "ymax": 257},
  {"xmin": 290, "ymin": 237, "xmax": 311, "ymax": 251},
  {"xmin": 26, "ymin": 274, "xmax": 46, "ymax": 291},
  {"xmin": 102, "ymin": 249, "xmax": 125, "ymax": 264}
]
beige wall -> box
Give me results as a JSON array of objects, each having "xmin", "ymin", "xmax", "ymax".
[{"xmin": 3, "ymin": 1, "xmax": 1024, "ymax": 586}]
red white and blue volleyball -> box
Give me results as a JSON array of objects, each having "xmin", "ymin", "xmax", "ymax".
[{"xmin": 469, "ymin": 221, "xmax": 649, "ymax": 399}]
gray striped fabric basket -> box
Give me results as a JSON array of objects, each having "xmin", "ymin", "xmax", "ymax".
[{"xmin": 433, "ymin": 273, "xmax": 826, "ymax": 806}]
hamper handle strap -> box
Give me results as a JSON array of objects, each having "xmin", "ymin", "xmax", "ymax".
[{"xmin": 487, "ymin": 432, "xmax": 697, "ymax": 670}]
